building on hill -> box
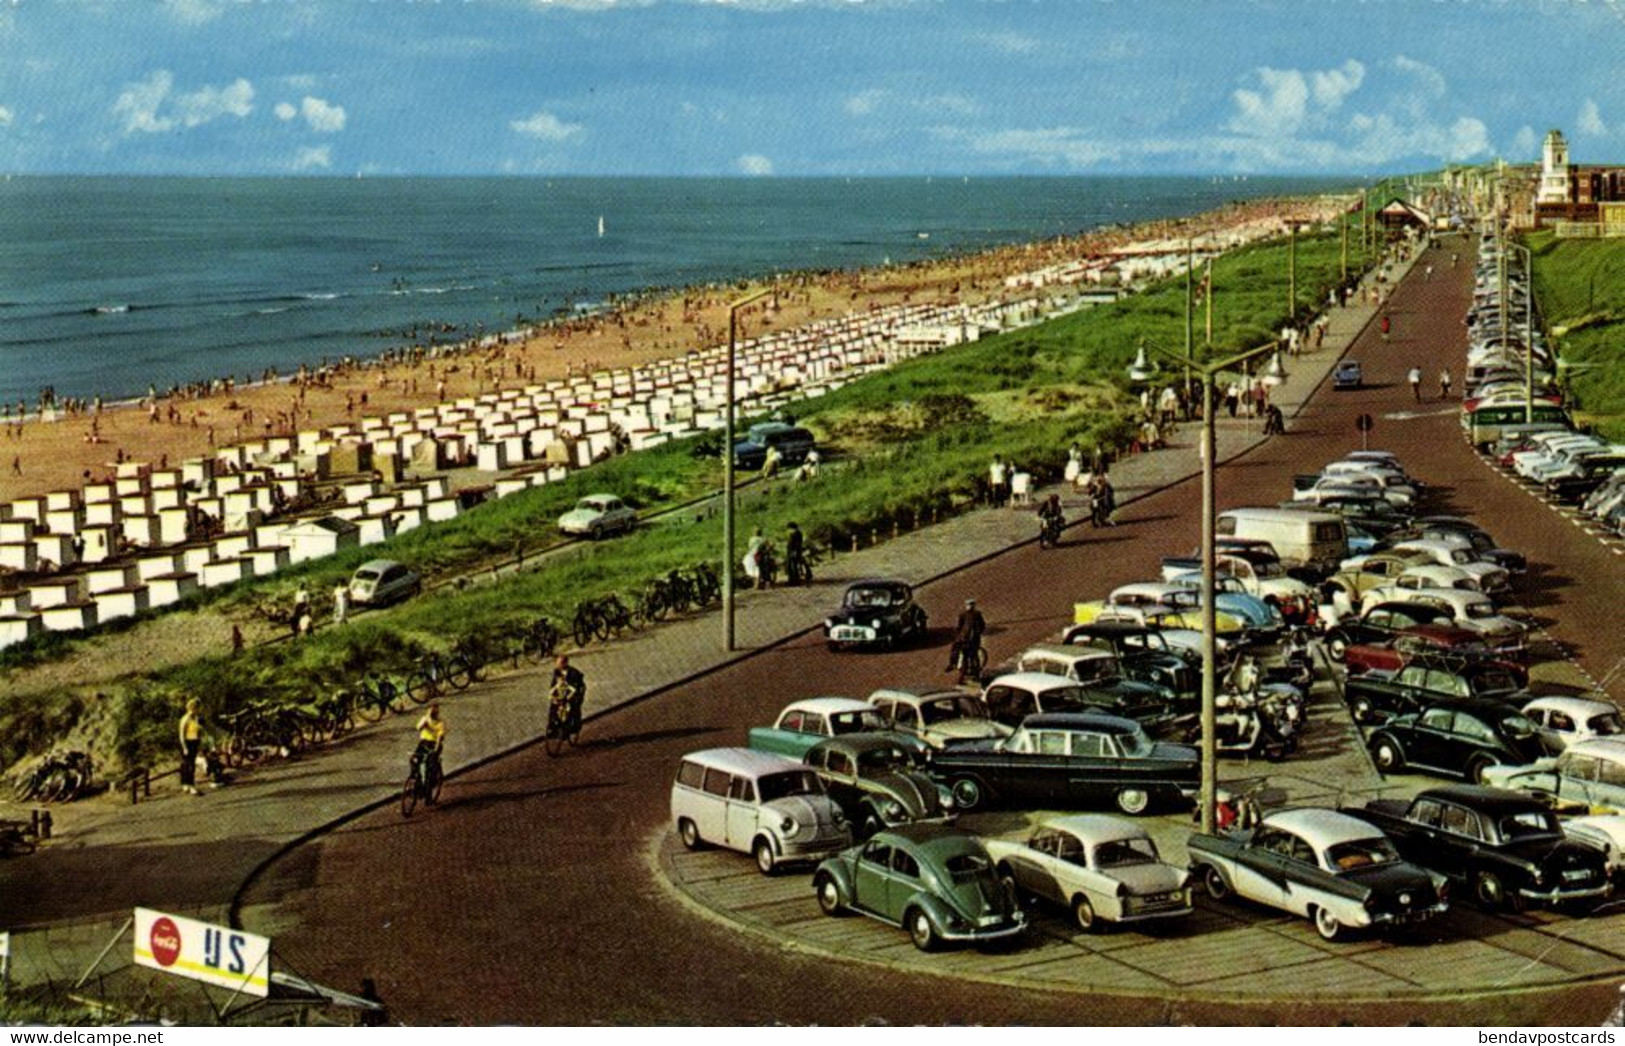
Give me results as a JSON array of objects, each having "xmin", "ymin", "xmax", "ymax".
[{"xmin": 1534, "ymin": 129, "xmax": 1625, "ymax": 233}]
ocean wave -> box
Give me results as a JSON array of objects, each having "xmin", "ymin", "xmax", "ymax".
[
  {"xmin": 89, "ymin": 304, "xmax": 130, "ymax": 314},
  {"xmin": 301, "ymin": 292, "xmax": 342, "ymax": 301}
]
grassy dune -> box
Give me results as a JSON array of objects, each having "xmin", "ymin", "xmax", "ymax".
[{"xmin": 1526, "ymin": 230, "xmax": 1625, "ymax": 441}]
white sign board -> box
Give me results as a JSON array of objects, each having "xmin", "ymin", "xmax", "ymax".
[{"xmin": 132, "ymin": 907, "xmax": 270, "ymax": 998}]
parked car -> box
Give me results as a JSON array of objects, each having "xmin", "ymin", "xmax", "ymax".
[
  {"xmin": 732, "ymin": 421, "xmax": 816, "ymax": 470},
  {"xmin": 1343, "ymin": 625, "xmax": 1527, "ymax": 686},
  {"xmin": 1073, "ymin": 582, "xmax": 1250, "ymax": 637},
  {"xmin": 1349, "ymin": 785, "xmax": 1611, "ymax": 911},
  {"xmin": 348, "ymin": 559, "xmax": 421, "ymax": 607},
  {"xmin": 1389, "ymin": 539, "xmax": 1509, "ymax": 592},
  {"xmin": 556, "ymin": 493, "xmax": 637, "ymax": 538},
  {"xmin": 984, "ymin": 814, "xmax": 1191, "ymax": 932},
  {"xmin": 1060, "ymin": 620, "xmax": 1199, "ymax": 699},
  {"xmin": 1343, "ymin": 660, "xmax": 1527, "ymax": 725},
  {"xmin": 1367, "ymin": 699, "xmax": 1546, "ymax": 783},
  {"xmin": 747, "ymin": 697, "xmax": 896, "ymax": 759},
  {"xmin": 1160, "ymin": 550, "xmax": 1316, "ymax": 620},
  {"xmin": 1563, "ymin": 815, "xmax": 1625, "ymax": 883},
  {"xmin": 990, "ymin": 644, "xmax": 1178, "ymax": 712},
  {"xmin": 924, "ymin": 712, "xmax": 1199, "ymax": 815},
  {"xmin": 865, "ymin": 686, "xmax": 1012, "ymax": 749},
  {"xmin": 812, "ymin": 825, "xmax": 1026, "ymax": 951},
  {"xmin": 823, "ymin": 578, "xmax": 929, "ymax": 650},
  {"xmin": 1187, "ymin": 807, "xmax": 1449, "ymax": 941},
  {"xmin": 977, "ymin": 672, "xmax": 1174, "ymax": 734},
  {"xmin": 1522, "ymin": 696, "xmax": 1625, "ymax": 753},
  {"xmin": 1357, "ymin": 588, "xmax": 1528, "ymax": 652},
  {"xmin": 1484, "ymin": 738, "xmax": 1625, "ymax": 813},
  {"xmin": 1216, "ymin": 507, "xmax": 1348, "ymax": 574},
  {"xmin": 803, "ymin": 734, "xmax": 954, "ymax": 837},
  {"xmin": 1333, "ymin": 360, "xmax": 1364, "ymax": 389},
  {"xmin": 671, "ymin": 747, "xmax": 851, "ymax": 874},
  {"xmin": 1324, "ymin": 600, "xmax": 1457, "ymax": 661}
]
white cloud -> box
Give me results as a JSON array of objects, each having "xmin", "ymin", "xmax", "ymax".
[
  {"xmin": 977, "ymin": 31, "xmax": 1037, "ymax": 54},
  {"xmin": 844, "ymin": 90, "xmax": 883, "ymax": 116},
  {"xmin": 292, "ymin": 145, "xmax": 331, "ymax": 171},
  {"xmin": 1511, "ymin": 125, "xmax": 1538, "ymax": 158},
  {"xmin": 1392, "ymin": 55, "xmax": 1447, "ymax": 99},
  {"xmin": 0, "ymin": 105, "xmax": 12, "ymax": 128},
  {"xmin": 736, "ymin": 153, "xmax": 774, "ymax": 176},
  {"xmin": 281, "ymin": 74, "xmax": 318, "ymax": 91},
  {"xmin": 274, "ymin": 102, "xmax": 298, "ymax": 121},
  {"xmin": 510, "ymin": 110, "xmax": 582, "ymax": 141},
  {"xmin": 1346, "ymin": 112, "xmax": 1491, "ymax": 164},
  {"xmin": 1578, "ymin": 99, "xmax": 1608, "ymax": 136},
  {"xmin": 164, "ymin": 0, "xmax": 222, "ymax": 25},
  {"xmin": 1229, "ymin": 67, "xmax": 1311, "ymax": 136},
  {"xmin": 300, "ymin": 96, "xmax": 346, "ymax": 133},
  {"xmin": 113, "ymin": 70, "xmax": 255, "ymax": 134},
  {"xmin": 1310, "ymin": 60, "xmax": 1365, "ymax": 110}
]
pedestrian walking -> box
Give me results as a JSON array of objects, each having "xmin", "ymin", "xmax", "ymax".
[
  {"xmin": 1408, "ymin": 367, "xmax": 1423, "ymax": 402},
  {"xmin": 230, "ymin": 624, "xmax": 244, "ymax": 657},
  {"xmin": 332, "ymin": 582, "xmax": 349, "ymax": 624},
  {"xmin": 9, "ymin": 455, "xmax": 19, "ymax": 476},
  {"xmin": 1380, "ymin": 314, "xmax": 1391, "ymax": 342},
  {"xmin": 1439, "ymin": 368, "xmax": 1453, "ymax": 400},
  {"xmin": 178, "ymin": 698, "xmax": 205, "ymax": 796}
]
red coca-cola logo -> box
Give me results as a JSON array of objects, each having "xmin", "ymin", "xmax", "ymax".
[{"xmin": 149, "ymin": 917, "xmax": 182, "ymax": 967}]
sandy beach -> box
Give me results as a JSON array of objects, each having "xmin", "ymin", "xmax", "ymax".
[{"xmin": 0, "ymin": 195, "xmax": 1333, "ymax": 508}]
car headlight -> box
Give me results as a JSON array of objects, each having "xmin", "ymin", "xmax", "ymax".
[
  {"xmin": 937, "ymin": 785, "xmax": 955, "ymax": 809},
  {"xmin": 872, "ymin": 618, "xmax": 883, "ymax": 629},
  {"xmin": 824, "ymin": 618, "xmax": 834, "ymax": 630},
  {"xmin": 881, "ymin": 799, "xmax": 906, "ymax": 823},
  {"xmin": 781, "ymin": 815, "xmax": 801, "ymax": 838},
  {"xmin": 830, "ymin": 807, "xmax": 848, "ymax": 827}
]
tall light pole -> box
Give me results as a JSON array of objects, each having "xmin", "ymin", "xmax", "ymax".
[
  {"xmin": 1506, "ymin": 241, "xmax": 1537, "ymax": 423},
  {"xmin": 1287, "ymin": 221, "xmax": 1300, "ymax": 324},
  {"xmin": 1185, "ymin": 239, "xmax": 1195, "ymax": 404},
  {"xmin": 1204, "ymin": 257, "xmax": 1214, "ymax": 348},
  {"xmin": 1340, "ymin": 207, "xmax": 1349, "ymax": 284},
  {"xmin": 1139, "ymin": 338, "xmax": 1280, "ymax": 834},
  {"xmin": 723, "ymin": 288, "xmax": 771, "ymax": 651}
]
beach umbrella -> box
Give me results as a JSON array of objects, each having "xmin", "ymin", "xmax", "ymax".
[{"xmin": 1128, "ymin": 344, "xmax": 1157, "ymax": 383}]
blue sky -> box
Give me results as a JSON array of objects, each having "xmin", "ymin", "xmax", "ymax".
[{"xmin": 0, "ymin": 0, "xmax": 1622, "ymax": 176}]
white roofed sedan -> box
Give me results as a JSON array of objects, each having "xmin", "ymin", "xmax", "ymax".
[
  {"xmin": 983, "ymin": 814, "xmax": 1191, "ymax": 932},
  {"xmin": 557, "ymin": 493, "xmax": 637, "ymax": 538},
  {"xmin": 1187, "ymin": 808, "xmax": 1449, "ymax": 942},
  {"xmin": 1523, "ymin": 696, "xmax": 1625, "ymax": 753}
]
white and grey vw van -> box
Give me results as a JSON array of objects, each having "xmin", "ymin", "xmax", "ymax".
[{"xmin": 671, "ymin": 748, "xmax": 852, "ymax": 874}]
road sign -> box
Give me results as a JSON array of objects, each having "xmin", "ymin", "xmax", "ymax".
[
  {"xmin": 1355, "ymin": 413, "xmax": 1375, "ymax": 432},
  {"xmin": 133, "ymin": 907, "xmax": 269, "ymax": 997}
]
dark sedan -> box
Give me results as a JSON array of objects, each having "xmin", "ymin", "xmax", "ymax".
[
  {"xmin": 1368, "ymin": 699, "xmax": 1547, "ymax": 783},
  {"xmin": 823, "ymin": 578, "xmax": 928, "ymax": 650},
  {"xmin": 1350, "ymin": 785, "xmax": 1612, "ymax": 912},
  {"xmin": 923, "ymin": 712, "xmax": 1198, "ymax": 816},
  {"xmin": 804, "ymin": 734, "xmax": 954, "ymax": 838}
]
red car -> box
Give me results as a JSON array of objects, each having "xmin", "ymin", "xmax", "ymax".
[{"xmin": 1343, "ymin": 624, "xmax": 1529, "ymax": 684}]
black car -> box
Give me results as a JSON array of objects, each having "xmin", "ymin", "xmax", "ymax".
[
  {"xmin": 1350, "ymin": 785, "xmax": 1612, "ymax": 912},
  {"xmin": 1343, "ymin": 658, "xmax": 1529, "ymax": 725},
  {"xmin": 732, "ymin": 422, "xmax": 816, "ymax": 470},
  {"xmin": 823, "ymin": 578, "xmax": 928, "ymax": 650},
  {"xmin": 923, "ymin": 712, "xmax": 1199, "ymax": 816},
  {"xmin": 1368, "ymin": 699, "xmax": 1546, "ymax": 783},
  {"xmin": 1059, "ymin": 621, "xmax": 1199, "ymax": 699},
  {"xmin": 1394, "ymin": 518, "xmax": 1526, "ymax": 573},
  {"xmin": 1326, "ymin": 600, "xmax": 1456, "ymax": 660},
  {"xmin": 804, "ymin": 734, "xmax": 954, "ymax": 838}
]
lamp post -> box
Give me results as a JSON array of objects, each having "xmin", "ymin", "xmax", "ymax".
[
  {"xmin": 1287, "ymin": 221, "xmax": 1298, "ymax": 324},
  {"xmin": 723, "ymin": 288, "xmax": 772, "ymax": 651},
  {"xmin": 1137, "ymin": 338, "xmax": 1281, "ymax": 834},
  {"xmin": 1184, "ymin": 239, "xmax": 1195, "ymax": 404},
  {"xmin": 1505, "ymin": 241, "xmax": 1537, "ymax": 424},
  {"xmin": 1340, "ymin": 207, "xmax": 1349, "ymax": 284}
]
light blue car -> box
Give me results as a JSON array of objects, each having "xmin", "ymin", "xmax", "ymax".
[{"xmin": 1167, "ymin": 573, "xmax": 1286, "ymax": 638}]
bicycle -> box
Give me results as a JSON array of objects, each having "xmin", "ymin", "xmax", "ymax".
[
  {"xmin": 354, "ymin": 673, "xmax": 408, "ymax": 723},
  {"xmin": 12, "ymin": 751, "xmax": 94, "ymax": 803},
  {"xmin": 400, "ymin": 746, "xmax": 444, "ymax": 817},
  {"xmin": 595, "ymin": 594, "xmax": 633, "ymax": 638},
  {"xmin": 406, "ymin": 651, "xmax": 473, "ymax": 703},
  {"xmin": 633, "ymin": 581, "xmax": 670, "ymax": 626},
  {"xmin": 545, "ymin": 683, "xmax": 583, "ymax": 757},
  {"xmin": 690, "ymin": 562, "xmax": 722, "ymax": 605},
  {"xmin": 519, "ymin": 617, "xmax": 562, "ymax": 664},
  {"xmin": 785, "ymin": 543, "xmax": 820, "ymax": 586},
  {"xmin": 450, "ymin": 635, "xmax": 491, "ymax": 684},
  {"xmin": 948, "ymin": 638, "xmax": 987, "ymax": 684},
  {"xmin": 571, "ymin": 599, "xmax": 602, "ymax": 649}
]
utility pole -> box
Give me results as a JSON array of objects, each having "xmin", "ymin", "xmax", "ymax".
[
  {"xmin": 1340, "ymin": 210, "xmax": 1349, "ymax": 284},
  {"xmin": 722, "ymin": 288, "xmax": 771, "ymax": 651},
  {"xmin": 1288, "ymin": 222, "xmax": 1298, "ymax": 323},
  {"xmin": 1204, "ymin": 257, "xmax": 1214, "ymax": 348},
  {"xmin": 1185, "ymin": 239, "xmax": 1195, "ymax": 400}
]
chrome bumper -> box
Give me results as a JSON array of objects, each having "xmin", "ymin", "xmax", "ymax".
[
  {"xmin": 1370, "ymin": 901, "xmax": 1450, "ymax": 925},
  {"xmin": 1519, "ymin": 882, "xmax": 1613, "ymax": 903},
  {"xmin": 937, "ymin": 911, "xmax": 1028, "ymax": 942}
]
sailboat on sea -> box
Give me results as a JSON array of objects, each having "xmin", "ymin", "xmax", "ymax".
[{"xmin": 597, "ymin": 215, "xmax": 605, "ymax": 238}]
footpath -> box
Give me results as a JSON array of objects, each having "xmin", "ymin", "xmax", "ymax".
[{"xmin": 0, "ymin": 246, "xmax": 1415, "ymax": 992}]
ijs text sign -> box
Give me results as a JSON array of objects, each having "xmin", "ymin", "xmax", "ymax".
[{"xmin": 133, "ymin": 907, "xmax": 269, "ymax": 997}]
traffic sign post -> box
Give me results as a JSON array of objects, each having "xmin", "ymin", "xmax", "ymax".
[{"xmin": 1356, "ymin": 412, "xmax": 1375, "ymax": 451}]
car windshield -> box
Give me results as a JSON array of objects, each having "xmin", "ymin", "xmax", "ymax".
[
  {"xmin": 1071, "ymin": 659, "xmax": 1115, "ymax": 684},
  {"xmin": 757, "ymin": 770, "xmax": 824, "ymax": 801},
  {"xmin": 354, "ymin": 569, "xmax": 381, "ymax": 582},
  {"xmin": 1500, "ymin": 714, "xmax": 1539, "ymax": 740},
  {"xmin": 1451, "ymin": 549, "xmax": 1476, "ymax": 565},
  {"xmin": 943, "ymin": 852, "xmax": 992, "ymax": 881},
  {"xmin": 1588, "ymin": 713, "xmax": 1625, "ymax": 736},
  {"xmin": 1116, "ymin": 727, "xmax": 1154, "ymax": 758},
  {"xmin": 845, "ymin": 588, "xmax": 897, "ymax": 609},
  {"xmin": 1253, "ymin": 560, "xmax": 1286, "ymax": 578},
  {"xmin": 1325, "ymin": 837, "xmax": 1401, "ymax": 871},
  {"xmin": 576, "ymin": 499, "xmax": 604, "ymax": 512},
  {"xmin": 856, "ymin": 747, "xmax": 912, "ymax": 774},
  {"xmin": 1498, "ymin": 811, "xmax": 1561, "ymax": 839},
  {"xmin": 1040, "ymin": 686, "xmax": 1096, "ymax": 712},
  {"xmin": 1466, "ymin": 603, "xmax": 1498, "ymax": 620},
  {"xmin": 830, "ymin": 710, "xmax": 887, "ymax": 734},
  {"xmin": 920, "ymin": 695, "xmax": 988, "ymax": 724},
  {"xmin": 1473, "ymin": 671, "xmax": 1518, "ymax": 693},
  {"xmin": 1092, "ymin": 837, "xmax": 1160, "ymax": 868}
]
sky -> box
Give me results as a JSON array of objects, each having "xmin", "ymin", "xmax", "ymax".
[{"xmin": 0, "ymin": 0, "xmax": 1622, "ymax": 176}]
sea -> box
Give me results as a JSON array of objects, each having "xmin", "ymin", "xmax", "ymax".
[{"xmin": 0, "ymin": 175, "xmax": 1350, "ymax": 406}]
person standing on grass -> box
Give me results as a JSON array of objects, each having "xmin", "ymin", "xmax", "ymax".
[
  {"xmin": 332, "ymin": 582, "xmax": 349, "ymax": 624},
  {"xmin": 1408, "ymin": 367, "xmax": 1423, "ymax": 403},
  {"xmin": 1439, "ymin": 368, "xmax": 1453, "ymax": 400},
  {"xmin": 989, "ymin": 455, "xmax": 1009, "ymax": 508},
  {"xmin": 178, "ymin": 699, "xmax": 206, "ymax": 796}
]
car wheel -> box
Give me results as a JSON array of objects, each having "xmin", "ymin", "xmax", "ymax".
[
  {"xmin": 950, "ymin": 777, "xmax": 984, "ymax": 811},
  {"xmin": 1115, "ymin": 787, "xmax": 1151, "ymax": 816},
  {"xmin": 1351, "ymin": 697, "xmax": 1374, "ymax": 724},
  {"xmin": 1473, "ymin": 870, "xmax": 1510, "ymax": 910},
  {"xmin": 1328, "ymin": 635, "xmax": 1348, "ymax": 661},
  {"xmin": 907, "ymin": 908, "xmax": 939, "ymax": 952},
  {"xmin": 1072, "ymin": 895, "xmax": 1099, "ymax": 933},
  {"xmin": 678, "ymin": 818, "xmax": 702, "ymax": 850},
  {"xmin": 753, "ymin": 838, "xmax": 778, "ymax": 876},
  {"xmin": 1371, "ymin": 735, "xmax": 1405, "ymax": 773},
  {"xmin": 1202, "ymin": 864, "xmax": 1231, "ymax": 901},
  {"xmin": 1312, "ymin": 905, "xmax": 1344, "ymax": 942},
  {"xmin": 814, "ymin": 872, "xmax": 845, "ymax": 916},
  {"xmin": 1466, "ymin": 756, "xmax": 1495, "ymax": 785}
]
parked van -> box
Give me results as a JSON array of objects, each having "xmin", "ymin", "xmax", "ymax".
[
  {"xmin": 1485, "ymin": 738, "xmax": 1625, "ymax": 813},
  {"xmin": 670, "ymin": 747, "xmax": 851, "ymax": 874},
  {"xmin": 1216, "ymin": 508, "xmax": 1346, "ymax": 574}
]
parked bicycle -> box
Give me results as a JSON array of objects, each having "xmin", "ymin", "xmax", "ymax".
[
  {"xmin": 353, "ymin": 673, "xmax": 408, "ymax": 723},
  {"xmin": 11, "ymin": 750, "xmax": 95, "ymax": 803},
  {"xmin": 405, "ymin": 650, "xmax": 474, "ymax": 703},
  {"xmin": 518, "ymin": 616, "xmax": 562, "ymax": 664}
]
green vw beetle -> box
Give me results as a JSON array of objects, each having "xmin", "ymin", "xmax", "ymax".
[{"xmin": 812, "ymin": 824, "xmax": 1026, "ymax": 951}]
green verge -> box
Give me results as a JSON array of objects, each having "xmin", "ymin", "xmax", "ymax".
[
  {"xmin": 1524, "ymin": 230, "xmax": 1625, "ymax": 442},
  {"xmin": 1, "ymin": 220, "xmax": 1361, "ymax": 773}
]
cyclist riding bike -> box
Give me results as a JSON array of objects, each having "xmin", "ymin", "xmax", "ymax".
[
  {"xmin": 784, "ymin": 521, "xmax": 809, "ymax": 585},
  {"xmin": 550, "ymin": 655, "xmax": 587, "ymax": 736},
  {"xmin": 945, "ymin": 598, "xmax": 987, "ymax": 682},
  {"xmin": 412, "ymin": 703, "xmax": 447, "ymax": 791},
  {"xmin": 1037, "ymin": 494, "xmax": 1064, "ymax": 546}
]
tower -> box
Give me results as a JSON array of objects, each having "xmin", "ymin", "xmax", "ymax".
[{"xmin": 1538, "ymin": 129, "xmax": 1572, "ymax": 204}]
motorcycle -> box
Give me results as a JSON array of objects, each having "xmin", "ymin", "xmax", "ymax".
[
  {"xmin": 1177, "ymin": 686, "xmax": 1299, "ymax": 762},
  {"xmin": 1038, "ymin": 513, "xmax": 1063, "ymax": 549}
]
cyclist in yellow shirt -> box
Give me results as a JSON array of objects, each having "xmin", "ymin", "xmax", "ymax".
[{"xmin": 413, "ymin": 704, "xmax": 447, "ymax": 791}]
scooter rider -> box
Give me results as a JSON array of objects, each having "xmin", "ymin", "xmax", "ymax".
[{"xmin": 1037, "ymin": 494, "xmax": 1064, "ymax": 544}]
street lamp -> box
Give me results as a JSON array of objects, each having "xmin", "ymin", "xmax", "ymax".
[
  {"xmin": 1139, "ymin": 338, "xmax": 1280, "ymax": 834},
  {"xmin": 1503, "ymin": 241, "xmax": 1538, "ymax": 424},
  {"xmin": 723, "ymin": 287, "xmax": 772, "ymax": 651}
]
